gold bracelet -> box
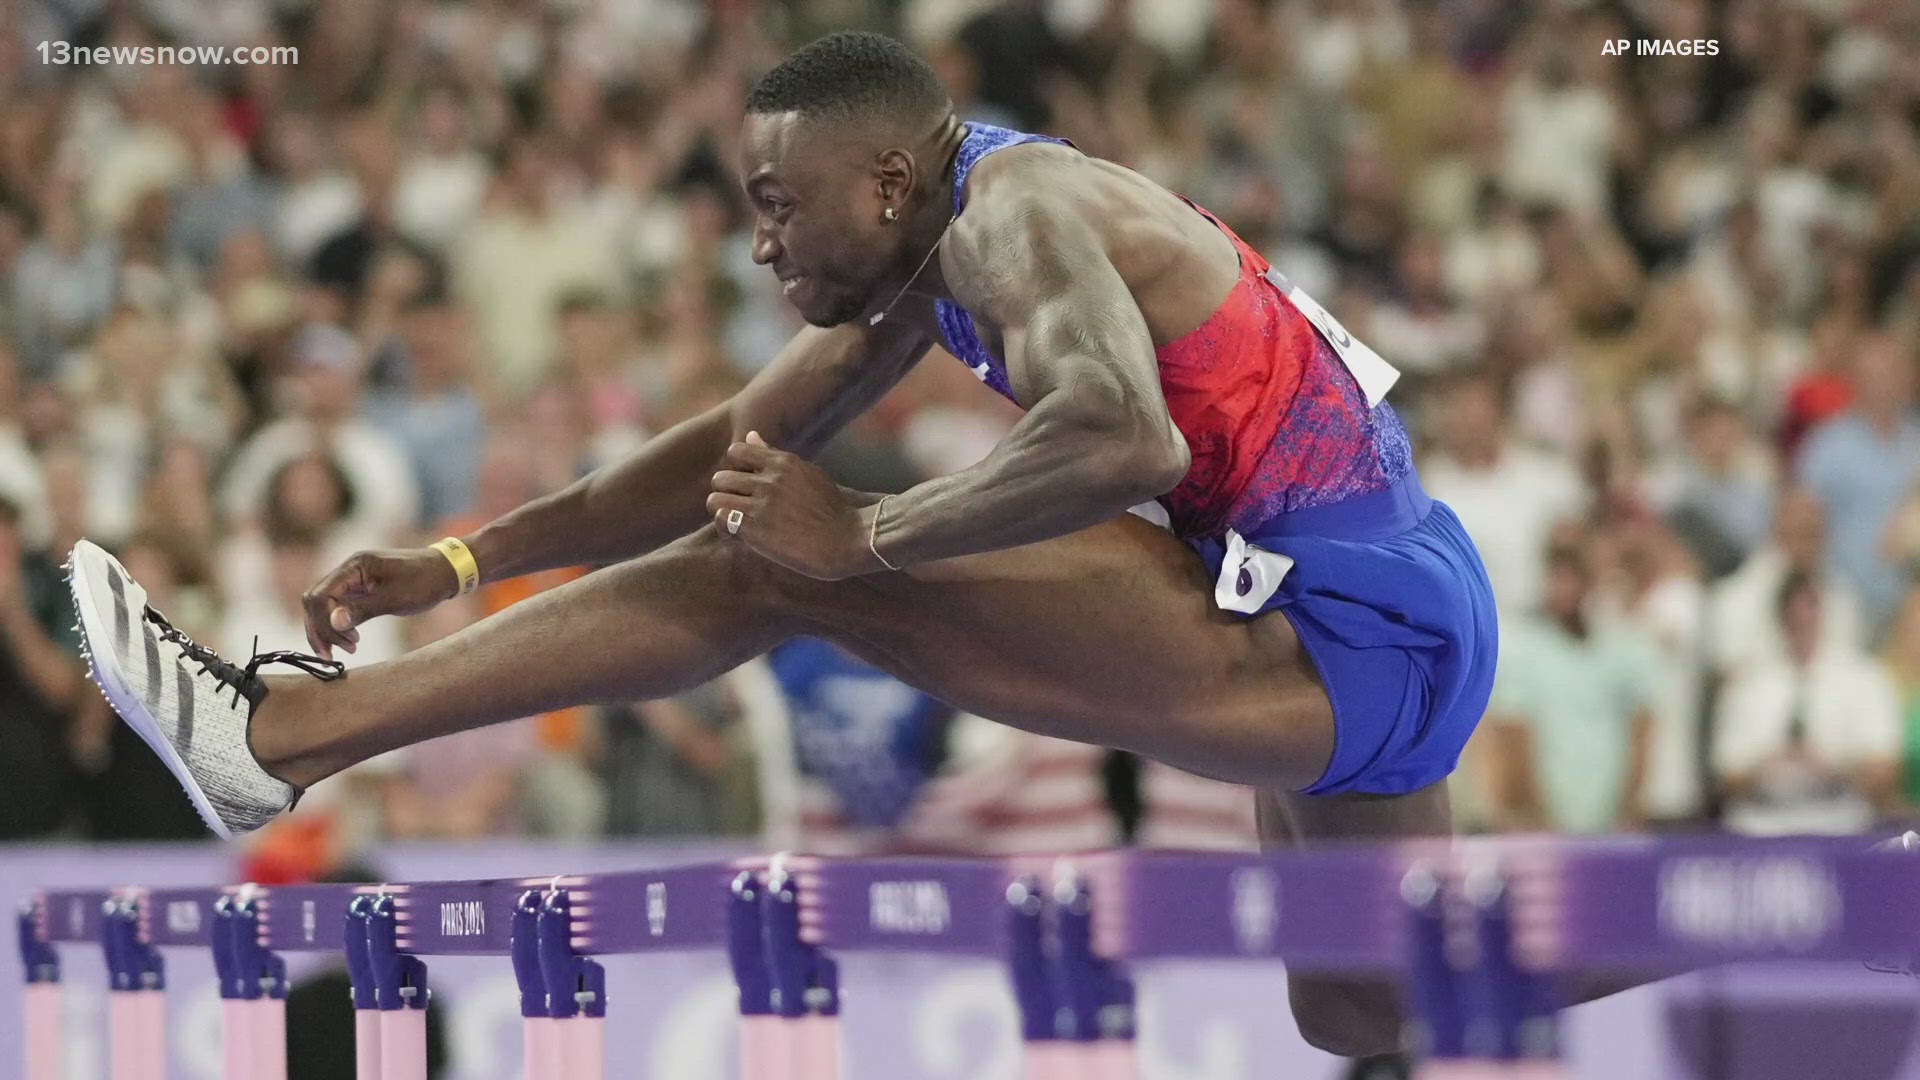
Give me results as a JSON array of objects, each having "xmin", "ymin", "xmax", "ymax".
[
  {"xmin": 431, "ymin": 536, "xmax": 481, "ymax": 595},
  {"xmin": 869, "ymin": 496, "xmax": 902, "ymax": 572}
]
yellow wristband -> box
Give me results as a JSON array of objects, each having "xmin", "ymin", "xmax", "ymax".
[{"xmin": 431, "ymin": 536, "xmax": 480, "ymax": 596}]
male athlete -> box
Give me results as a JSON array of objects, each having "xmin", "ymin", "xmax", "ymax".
[{"xmin": 69, "ymin": 33, "xmax": 1497, "ymax": 1055}]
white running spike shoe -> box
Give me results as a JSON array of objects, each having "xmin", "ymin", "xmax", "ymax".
[{"xmin": 66, "ymin": 539, "xmax": 343, "ymax": 838}]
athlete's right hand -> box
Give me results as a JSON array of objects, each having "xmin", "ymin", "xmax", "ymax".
[{"xmin": 301, "ymin": 547, "xmax": 463, "ymax": 659}]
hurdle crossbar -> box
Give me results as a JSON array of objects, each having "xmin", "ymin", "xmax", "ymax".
[{"xmin": 18, "ymin": 836, "xmax": 1920, "ymax": 1077}]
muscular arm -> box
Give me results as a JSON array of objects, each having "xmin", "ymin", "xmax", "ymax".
[
  {"xmin": 866, "ymin": 191, "xmax": 1189, "ymax": 566},
  {"xmin": 467, "ymin": 318, "xmax": 932, "ymax": 581}
]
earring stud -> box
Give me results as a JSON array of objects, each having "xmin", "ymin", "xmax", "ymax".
[{"xmin": 883, "ymin": 207, "xmax": 898, "ymax": 221}]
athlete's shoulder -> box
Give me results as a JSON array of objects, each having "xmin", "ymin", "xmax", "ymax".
[
  {"xmin": 959, "ymin": 135, "xmax": 1083, "ymax": 212},
  {"xmin": 946, "ymin": 141, "xmax": 1097, "ymax": 263},
  {"xmin": 941, "ymin": 167, "xmax": 1105, "ymax": 319}
]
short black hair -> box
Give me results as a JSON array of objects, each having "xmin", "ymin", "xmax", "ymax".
[{"xmin": 745, "ymin": 32, "xmax": 948, "ymax": 126}]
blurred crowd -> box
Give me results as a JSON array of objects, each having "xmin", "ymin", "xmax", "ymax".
[{"xmin": 1, "ymin": 0, "xmax": 1918, "ymax": 859}]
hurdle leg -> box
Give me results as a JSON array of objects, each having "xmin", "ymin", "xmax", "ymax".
[
  {"xmin": 227, "ymin": 895, "xmax": 287, "ymax": 1080},
  {"xmin": 520, "ymin": 1017, "xmax": 558, "ymax": 1080},
  {"xmin": 220, "ymin": 998, "xmax": 252, "ymax": 1080},
  {"xmin": 730, "ymin": 871, "xmax": 784, "ymax": 1080},
  {"xmin": 23, "ymin": 982, "xmax": 63, "ymax": 1080},
  {"xmin": 560, "ymin": 1015, "xmax": 607, "ymax": 1080},
  {"xmin": 255, "ymin": 994, "xmax": 289, "ymax": 1080},
  {"xmin": 228, "ymin": 976, "xmax": 285, "ymax": 1080},
  {"xmin": 739, "ymin": 1014, "xmax": 793, "ymax": 1080},
  {"xmin": 1088, "ymin": 1038, "xmax": 1137, "ymax": 1079},
  {"xmin": 106, "ymin": 984, "xmax": 169, "ymax": 1080},
  {"xmin": 344, "ymin": 896, "xmax": 384, "ymax": 1080},
  {"xmin": 1048, "ymin": 872, "xmax": 1136, "ymax": 1080},
  {"xmin": 377, "ymin": 1008, "xmax": 429, "ymax": 1080},
  {"xmin": 19, "ymin": 904, "xmax": 63, "ymax": 1080},
  {"xmin": 1007, "ymin": 876, "xmax": 1073, "ymax": 1080},
  {"xmin": 512, "ymin": 890, "xmax": 561, "ymax": 1080},
  {"xmin": 1406, "ymin": 862, "xmax": 1526, "ymax": 1079},
  {"xmin": 794, "ymin": 1014, "xmax": 841, "ymax": 1080},
  {"xmin": 761, "ymin": 861, "xmax": 843, "ymax": 1080},
  {"xmin": 108, "ymin": 987, "xmax": 140, "ymax": 1080},
  {"xmin": 356, "ymin": 1009, "xmax": 382, "ymax": 1079},
  {"xmin": 137, "ymin": 987, "xmax": 170, "ymax": 1080},
  {"xmin": 535, "ymin": 889, "xmax": 606, "ymax": 1079},
  {"xmin": 366, "ymin": 895, "xmax": 430, "ymax": 1080}
]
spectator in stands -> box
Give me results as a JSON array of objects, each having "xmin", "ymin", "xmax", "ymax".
[
  {"xmin": 11, "ymin": 177, "xmax": 115, "ymax": 376},
  {"xmin": 1713, "ymin": 570, "xmax": 1902, "ymax": 835},
  {"xmin": 0, "ymin": 495, "xmax": 82, "ymax": 838},
  {"xmin": 221, "ymin": 321, "xmax": 419, "ymax": 537},
  {"xmin": 1479, "ymin": 539, "xmax": 1656, "ymax": 834},
  {"xmin": 1798, "ymin": 334, "xmax": 1920, "ymax": 639},
  {"xmin": 1421, "ymin": 371, "xmax": 1587, "ymax": 616},
  {"xmin": 600, "ymin": 675, "xmax": 753, "ymax": 840},
  {"xmin": 1662, "ymin": 397, "xmax": 1777, "ymax": 579},
  {"xmin": 1598, "ymin": 515, "xmax": 1708, "ymax": 827},
  {"xmin": 362, "ymin": 296, "xmax": 487, "ymax": 527},
  {"xmin": 1882, "ymin": 586, "xmax": 1920, "ymax": 817},
  {"xmin": 0, "ymin": 345, "xmax": 48, "ymax": 547},
  {"xmin": 454, "ymin": 133, "xmax": 623, "ymax": 402},
  {"xmin": 1708, "ymin": 486, "xmax": 1865, "ymax": 678},
  {"xmin": 392, "ymin": 84, "xmax": 491, "ymax": 258}
]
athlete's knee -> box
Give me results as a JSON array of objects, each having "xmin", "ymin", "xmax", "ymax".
[
  {"xmin": 1288, "ymin": 975, "xmax": 1404, "ymax": 1059},
  {"xmin": 682, "ymin": 526, "xmax": 829, "ymax": 613}
]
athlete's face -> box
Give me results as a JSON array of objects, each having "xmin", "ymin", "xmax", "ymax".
[{"xmin": 741, "ymin": 111, "xmax": 908, "ymax": 327}]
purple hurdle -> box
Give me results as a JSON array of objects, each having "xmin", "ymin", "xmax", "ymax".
[
  {"xmin": 230, "ymin": 890, "xmax": 288, "ymax": 1080},
  {"xmin": 764, "ymin": 857, "xmax": 843, "ymax": 1080},
  {"xmin": 344, "ymin": 895, "xmax": 383, "ymax": 1080},
  {"xmin": 729, "ymin": 870, "xmax": 786, "ymax": 1080},
  {"xmin": 537, "ymin": 886, "xmax": 606, "ymax": 1080},
  {"xmin": 103, "ymin": 895, "xmax": 166, "ymax": 1080},
  {"xmin": 366, "ymin": 893, "xmax": 428, "ymax": 1080},
  {"xmin": 513, "ymin": 889, "xmax": 560, "ymax": 1080},
  {"xmin": 18, "ymin": 900, "xmax": 61, "ymax": 1080}
]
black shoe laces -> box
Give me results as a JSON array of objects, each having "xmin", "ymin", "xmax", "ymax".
[{"xmin": 144, "ymin": 608, "xmax": 345, "ymax": 709}]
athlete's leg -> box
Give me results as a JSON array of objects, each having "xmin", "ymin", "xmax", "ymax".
[
  {"xmin": 1264, "ymin": 786, "xmax": 1696, "ymax": 1058},
  {"xmin": 1259, "ymin": 783, "xmax": 1452, "ymax": 1057},
  {"xmin": 251, "ymin": 514, "xmax": 1336, "ymax": 793}
]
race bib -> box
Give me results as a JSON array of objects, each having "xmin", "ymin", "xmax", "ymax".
[{"xmin": 1264, "ymin": 268, "xmax": 1400, "ymax": 406}]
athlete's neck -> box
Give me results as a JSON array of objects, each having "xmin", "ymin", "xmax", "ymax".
[{"xmin": 894, "ymin": 115, "xmax": 967, "ymax": 304}]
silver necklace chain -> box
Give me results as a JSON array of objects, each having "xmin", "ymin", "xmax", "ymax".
[{"xmin": 868, "ymin": 211, "xmax": 958, "ymax": 326}]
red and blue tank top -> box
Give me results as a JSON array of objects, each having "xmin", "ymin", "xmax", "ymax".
[{"xmin": 933, "ymin": 123, "xmax": 1413, "ymax": 541}]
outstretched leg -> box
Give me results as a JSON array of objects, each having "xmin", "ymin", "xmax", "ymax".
[
  {"xmin": 1263, "ymin": 786, "xmax": 1701, "ymax": 1059},
  {"xmin": 251, "ymin": 515, "xmax": 1337, "ymax": 794},
  {"xmin": 1260, "ymin": 782, "xmax": 1452, "ymax": 1058}
]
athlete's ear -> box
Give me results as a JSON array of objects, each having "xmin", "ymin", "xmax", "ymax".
[{"xmin": 873, "ymin": 148, "xmax": 915, "ymax": 211}]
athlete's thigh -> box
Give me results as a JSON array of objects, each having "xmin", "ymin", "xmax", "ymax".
[{"xmin": 802, "ymin": 512, "xmax": 1334, "ymax": 790}]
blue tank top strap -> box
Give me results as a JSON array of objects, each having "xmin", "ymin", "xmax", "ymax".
[
  {"xmin": 945, "ymin": 122, "xmax": 1071, "ymax": 214},
  {"xmin": 934, "ymin": 124, "xmax": 1071, "ymax": 397}
]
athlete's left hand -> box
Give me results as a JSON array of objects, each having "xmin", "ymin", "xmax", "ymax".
[{"xmin": 708, "ymin": 432, "xmax": 882, "ymax": 580}]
